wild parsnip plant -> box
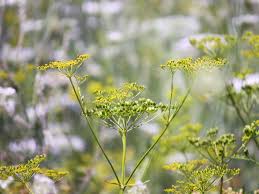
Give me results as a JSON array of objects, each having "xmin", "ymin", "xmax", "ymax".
[
  {"xmin": 241, "ymin": 31, "xmax": 259, "ymax": 58},
  {"xmin": 188, "ymin": 121, "xmax": 258, "ymax": 193},
  {"xmin": 189, "ymin": 35, "xmax": 237, "ymax": 58},
  {"xmin": 0, "ymin": 155, "xmax": 68, "ymax": 194},
  {"xmin": 164, "ymin": 159, "xmax": 239, "ymax": 194},
  {"xmin": 160, "ymin": 123, "xmax": 203, "ymax": 158},
  {"xmin": 190, "ymin": 31, "xmax": 259, "ymax": 143},
  {"xmin": 226, "ymin": 73, "xmax": 259, "ymax": 126},
  {"xmin": 161, "ymin": 31, "xmax": 259, "ymax": 194},
  {"xmin": 164, "ymin": 120, "xmax": 258, "ymax": 194},
  {"xmin": 37, "ymin": 53, "xmax": 225, "ymax": 193},
  {"xmin": 1, "ymin": 1, "xmax": 259, "ymax": 193}
]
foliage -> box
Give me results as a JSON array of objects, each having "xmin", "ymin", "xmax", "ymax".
[
  {"xmin": 34, "ymin": 51, "xmax": 225, "ymax": 193},
  {"xmin": 164, "ymin": 160, "xmax": 239, "ymax": 194},
  {"xmin": 181, "ymin": 121, "xmax": 259, "ymax": 193},
  {"xmin": 189, "ymin": 35, "xmax": 237, "ymax": 57},
  {"xmin": 0, "ymin": 155, "xmax": 68, "ymax": 193},
  {"xmin": 160, "ymin": 56, "xmax": 226, "ymax": 73},
  {"xmin": 37, "ymin": 54, "xmax": 90, "ymax": 71},
  {"xmin": 0, "ymin": 1, "xmax": 259, "ymax": 193},
  {"xmin": 241, "ymin": 31, "xmax": 259, "ymax": 58}
]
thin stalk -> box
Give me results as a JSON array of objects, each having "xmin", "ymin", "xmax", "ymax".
[
  {"xmin": 167, "ymin": 72, "xmax": 174, "ymax": 121},
  {"xmin": 69, "ymin": 77, "xmax": 121, "ymax": 186},
  {"xmin": 126, "ymin": 73, "xmax": 175, "ymax": 181},
  {"xmin": 24, "ymin": 182, "xmax": 34, "ymax": 194},
  {"xmin": 226, "ymin": 86, "xmax": 246, "ymax": 125},
  {"xmin": 226, "ymin": 86, "xmax": 259, "ymax": 149},
  {"xmin": 120, "ymin": 131, "xmax": 127, "ymax": 193},
  {"xmin": 219, "ymin": 176, "xmax": 224, "ymax": 194},
  {"xmin": 219, "ymin": 148, "xmax": 225, "ymax": 194},
  {"xmin": 124, "ymin": 89, "xmax": 190, "ymax": 189},
  {"xmin": 15, "ymin": 174, "xmax": 34, "ymax": 194}
]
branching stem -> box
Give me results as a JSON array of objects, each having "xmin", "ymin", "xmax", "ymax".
[
  {"xmin": 68, "ymin": 77, "xmax": 121, "ymax": 186},
  {"xmin": 120, "ymin": 131, "xmax": 127, "ymax": 193},
  {"xmin": 124, "ymin": 88, "xmax": 190, "ymax": 189}
]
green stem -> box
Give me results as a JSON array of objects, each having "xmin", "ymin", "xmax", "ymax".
[
  {"xmin": 119, "ymin": 188, "xmax": 124, "ymax": 194},
  {"xmin": 129, "ymin": 73, "xmax": 175, "ymax": 181},
  {"xmin": 226, "ymin": 86, "xmax": 246, "ymax": 125},
  {"xmin": 225, "ymin": 86, "xmax": 259, "ymax": 149},
  {"xmin": 219, "ymin": 149, "xmax": 225, "ymax": 194},
  {"xmin": 69, "ymin": 77, "xmax": 121, "ymax": 186},
  {"xmin": 167, "ymin": 72, "xmax": 174, "ymax": 121},
  {"xmin": 120, "ymin": 131, "xmax": 127, "ymax": 192},
  {"xmin": 219, "ymin": 176, "xmax": 224, "ymax": 194},
  {"xmin": 15, "ymin": 174, "xmax": 34, "ymax": 194},
  {"xmin": 124, "ymin": 89, "xmax": 190, "ymax": 188},
  {"xmin": 24, "ymin": 182, "xmax": 34, "ymax": 194}
]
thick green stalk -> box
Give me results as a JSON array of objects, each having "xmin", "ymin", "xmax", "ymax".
[
  {"xmin": 219, "ymin": 176, "xmax": 224, "ymax": 194},
  {"xmin": 219, "ymin": 149, "xmax": 225, "ymax": 194},
  {"xmin": 68, "ymin": 77, "xmax": 121, "ymax": 186},
  {"xmin": 226, "ymin": 86, "xmax": 246, "ymax": 125},
  {"xmin": 124, "ymin": 89, "xmax": 190, "ymax": 188},
  {"xmin": 167, "ymin": 72, "xmax": 174, "ymax": 120},
  {"xmin": 24, "ymin": 182, "xmax": 34, "ymax": 194},
  {"xmin": 227, "ymin": 87, "xmax": 259, "ymax": 149},
  {"xmin": 15, "ymin": 175, "xmax": 35, "ymax": 194},
  {"xmin": 120, "ymin": 131, "xmax": 127, "ymax": 194}
]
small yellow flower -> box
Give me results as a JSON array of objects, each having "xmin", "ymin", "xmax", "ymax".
[
  {"xmin": 37, "ymin": 54, "xmax": 90, "ymax": 70},
  {"xmin": 241, "ymin": 31, "xmax": 259, "ymax": 58},
  {"xmin": 161, "ymin": 56, "xmax": 226, "ymax": 73},
  {"xmin": 0, "ymin": 70, "xmax": 8, "ymax": 79}
]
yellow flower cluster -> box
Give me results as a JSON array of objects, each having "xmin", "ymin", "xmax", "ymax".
[
  {"xmin": 94, "ymin": 82, "xmax": 145, "ymax": 104},
  {"xmin": 242, "ymin": 120, "xmax": 259, "ymax": 144},
  {"xmin": 0, "ymin": 70, "xmax": 8, "ymax": 79},
  {"xmin": 241, "ymin": 31, "xmax": 259, "ymax": 58},
  {"xmin": 164, "ymin": 160, "xmax": 240, "ymax": 194},
  {"xmin": 163, "ymin": 159, "xmax": 208, "ymax": 171},
  {"xmin": 161, "ymin": 56, "xmax": 226, "ymax": 73},
  {"xmin": 0, "ymin": 155, "xmax": 46, "ymax": 181},
  {"xmin": 37, "ymin": 54, "xmax": 90, "ymax": 70},
  {"xmin": 0, "ymin": 155, "xmax": 68, "ymax": 183},
  {"xmin": 38, "ymin": 168, "xmax": 69, "ymax": 181},
  {"xmin": 189, "ymin": 35, "xmax": 237, "ymax": 56}
]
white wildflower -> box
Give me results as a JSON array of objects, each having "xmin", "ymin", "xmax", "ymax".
[
  {"xmin": 0, "ymin": 177, "xmax": 14, "ymax": 189},
  {"xmin": 33, "ymin": 174, "xmax": 57, "ymax": 194},
  {"xmin": 127, "ymin": 181, "xmax": 149, "ymax": 194}
]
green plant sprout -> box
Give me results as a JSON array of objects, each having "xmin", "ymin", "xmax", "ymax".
[
  {"xmin": 164, "ymin": 159, "xmax": 239, "ymax": 194},
  {"xmin": 226, "ymin": 74, "xmax": 259, "ymax": 124},
  {"xmin": 160, "ymin": 56, "xmax": 226, "ymax": 73},
  {"xmin": 241, "ymin": 31, "xmax": 259, "ymax": 58},
  {"xmin": 189, "ymin": 35, "xmax": 237, "ymax": 58},
  {"xmin": 86, "ymin": 83, "xmax": 168, "ymax": 193},
  {"xmin": 160, "ymin": 123, "xmax": 202, "ymax": 159},
  {"xmin": 0, "ymin": 155, "xmax": 68, "ymax": 194},
  {"xmin": 188, "ymin": 120, "xmax": 259, "ymax": 194},
  {"xmin": 37, "ymin": 54, "xmax": 225, "ymax": 193}
]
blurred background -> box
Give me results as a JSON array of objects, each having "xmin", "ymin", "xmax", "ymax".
[{"xmin": 0, "ymin": 0, "xmax": 258, "ymax": 193}]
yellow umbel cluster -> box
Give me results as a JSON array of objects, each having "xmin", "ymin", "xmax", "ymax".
[
  {"xmin": 37, "ymin": 54, "xmax": 90, "ymax": 70},
  {"xmin": 189, "ymin": 35, "xmax": 237, "ymax": 56},
  {"xmin": 94, "ymin": 82, "xmax": 145, "ymax": 104},
  {"xmin": 161, "ymin": 56, "xmax": 226, "ymax": 73},
  {"xmin": 0, "ymin": 155, "xmax": 68, "ymax": 182},
  {"xmin": 163, "ymin": 159, "xmax": 208, "ymax": 171},
  {"xmin": 241, "ymin": 31, "xmax": 259, "ymax": 58}
]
